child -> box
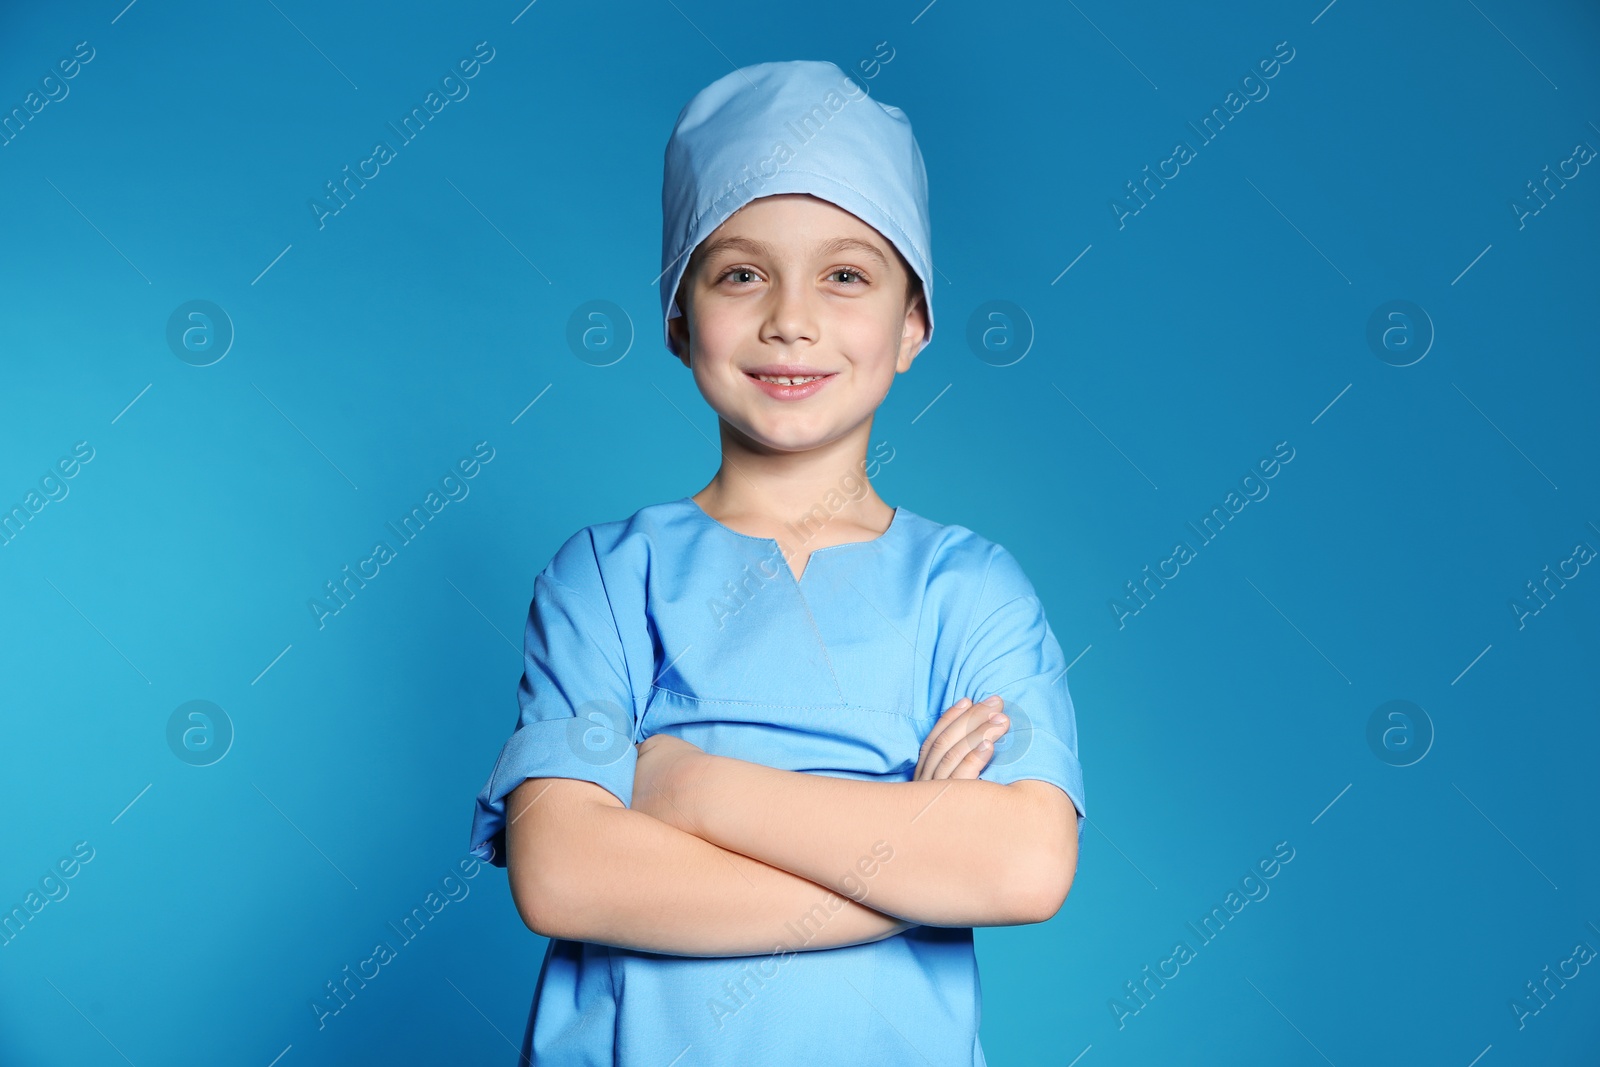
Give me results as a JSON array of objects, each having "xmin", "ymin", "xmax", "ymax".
[{"xmin": 469, "ymin": 59, "xmax": 1086, "ymax": 1065}]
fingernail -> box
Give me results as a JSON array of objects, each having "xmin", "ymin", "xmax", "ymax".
[
  {"xmin": 988, "ymin": 712, "xmax": 1007, "ymax": 724},
  {"xmin": 978, "ymin": 739, "xmax": 992, "ymax": 750},
  {"xmin": 983, "ymin": 695, "xmax": 1002, "ymax": 706}
]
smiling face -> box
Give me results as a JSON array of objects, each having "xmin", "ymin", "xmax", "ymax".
[{"xmin": 668, "ymin": 193, "xmax": 928, "ymax": 455}]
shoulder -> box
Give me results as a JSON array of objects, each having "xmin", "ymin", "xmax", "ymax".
[
  {"xmin": 895, "ymin": 507, "xmax": 1041, "ymax": 614},
  {"xmin": 540, "ymin": 497, "xmax": 694, "ymax": 590}
]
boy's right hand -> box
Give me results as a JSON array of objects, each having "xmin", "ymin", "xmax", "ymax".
[{"xmin": 913, "ymin": 696, "xmax": 1010, "ymax": 780}]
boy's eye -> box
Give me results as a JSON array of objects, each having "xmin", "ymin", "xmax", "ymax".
[{"xmin": 714, "ymin": 266, "xmax": 869, "ymax": 286}]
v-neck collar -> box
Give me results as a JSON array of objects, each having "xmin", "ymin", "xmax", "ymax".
[{"xmin": 677, "ymin": 495, "xmax": 904, "ymax": 584}]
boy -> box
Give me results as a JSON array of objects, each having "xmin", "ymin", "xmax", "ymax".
[{"xmin": 470, "ymin": 59, "xmax": 1086, "ymax": 1065}]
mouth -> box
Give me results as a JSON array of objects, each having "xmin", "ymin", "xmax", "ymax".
[{"xmin": 744, "ymin": 370, "xmax": 837, "ymax": 400}]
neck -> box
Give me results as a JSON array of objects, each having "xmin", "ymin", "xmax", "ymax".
[{"xmin": 692, "ymin": 421, "xmax": 893, "ymax": 540}]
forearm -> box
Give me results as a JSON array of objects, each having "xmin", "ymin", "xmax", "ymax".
[
  {"xmin": 509, "ymin": 780, "xmax": 915, "ymax": 957},
  {"xmin": 673, "ymin": 755, "xmax": 1060, "ymax": 927}
]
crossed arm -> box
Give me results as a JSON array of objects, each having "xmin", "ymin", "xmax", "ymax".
[{"xmin": 504, "ymin": 696, "xmax": 1080, "ymax": 958}]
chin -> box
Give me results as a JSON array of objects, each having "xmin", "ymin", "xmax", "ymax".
[{"xmin": 735, "ymin": 418, "xmax": 839, "ymax": 453}]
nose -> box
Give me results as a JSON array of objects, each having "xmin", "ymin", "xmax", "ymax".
[{"xmin": 761, "ymin": 272, "xmax": 818, "ymax": 348}]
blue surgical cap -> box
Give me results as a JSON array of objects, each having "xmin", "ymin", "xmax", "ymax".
[{"xmin": 660, "ymin": 59, "xmax": 934, "ymax": 359}]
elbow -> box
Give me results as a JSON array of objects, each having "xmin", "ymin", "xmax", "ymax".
[
  {"xmin": 502, "ymin": 777, "xmax": 615, "ymax": 941},
  {"xmin": 1012, "ymin": 854, "xmax": 1076, "ymax": 925},
  {"xmin": 509, "ymin": 862, "xmax": 567, "ymax": 939},
  {"xmin": 997, "ymin": 782, "xmax": 1081, "ymax": 925},
  {"xmin": 1005, "ymin": 830, "xmax": 1079, "ymax": 925},
  {"xmin": 507, "ymin": 830, "xmax": 584, "ymax": 940}
]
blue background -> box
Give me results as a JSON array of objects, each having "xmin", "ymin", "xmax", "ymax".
[{"xmin": 3, "ymin": 0, "xmax": 1597, "ymax": 1063}]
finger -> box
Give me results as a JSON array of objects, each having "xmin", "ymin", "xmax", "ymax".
[
  {"xmin": 948, "ymin": 735, "xmax": 996, "ymax": 779},
  {"xmin": 948, "ymin": 695, "xmax": 1006, "ymax": 739},
  {"xmin": 917, "ymin": 698, "xmax": 972, "ymax": 758},
  {"xmin": 932, "ymin": 719, "xmax": 1008, "ymax": 779},
  {"xmin": 918, "ymin": 698, "xmax": 982, "ymax": 779},
  {"xmin": 932, "ymin": 732, "xmax": 988, "ymax": 780},
  {"xmin": 919, "ymin": 696, "xmax": 1004, "ymax": 779},
  {"xmin": 915, "ymin": 698, "xmax": 973, "ymax": 779},
  {"xmin": 936, "ymin": 697, "xmax": 1006, "ymax": 765},
  {"xmin": 940, "ymin": 703, "xmax": 1004, "ymax": 780}
]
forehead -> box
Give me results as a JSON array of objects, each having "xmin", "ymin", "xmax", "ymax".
[{"xmin": 692, "ymin": 194, "xmax": 895, "ymax": 267}]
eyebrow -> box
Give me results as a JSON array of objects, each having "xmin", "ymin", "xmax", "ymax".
[{"xmin": 696, "ymin": 234, "xmax": 890, "ymax": 270}]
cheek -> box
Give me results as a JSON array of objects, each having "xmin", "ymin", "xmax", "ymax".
[
  {"xmin": 835, "ymin": 312, "xmax": 905, "ymax": 370},
  {"xmin": 688, "ymin": 308, "xmax": 745, "ymax": 359},
  {"xmin": 685, "ymin": 325, "xmax": 748, "ymax": 395}
]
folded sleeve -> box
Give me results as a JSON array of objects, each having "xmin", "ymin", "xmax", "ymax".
[
  {"xmin": 952, "ymin": 544, "xmax": 1087, "ymax": 842},
  {"xmin": 469, "ymin": 530, "xmax": 639, "ymax": 868}
]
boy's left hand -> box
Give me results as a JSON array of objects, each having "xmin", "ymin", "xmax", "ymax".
[
  {"xmin": 632, "ymin": 732, "xmax": 707, "ymax": 834},
  {"xmin": 915, "ymin": 696, "xmax": 1010, "ymax": 780}
]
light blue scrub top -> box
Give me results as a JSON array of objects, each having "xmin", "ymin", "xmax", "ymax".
[{"xmin": 469, "ymin": 496, "xmax": 1087, "ymax": 1066}]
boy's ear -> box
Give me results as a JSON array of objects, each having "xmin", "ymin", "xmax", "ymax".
[
  {"xmin": 667, "ymin": 313, "xmax": 691, "ymax": 367},
  {"xmin": 896, "ymin": 293, "xmax": 929, "ymax": 371}
]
